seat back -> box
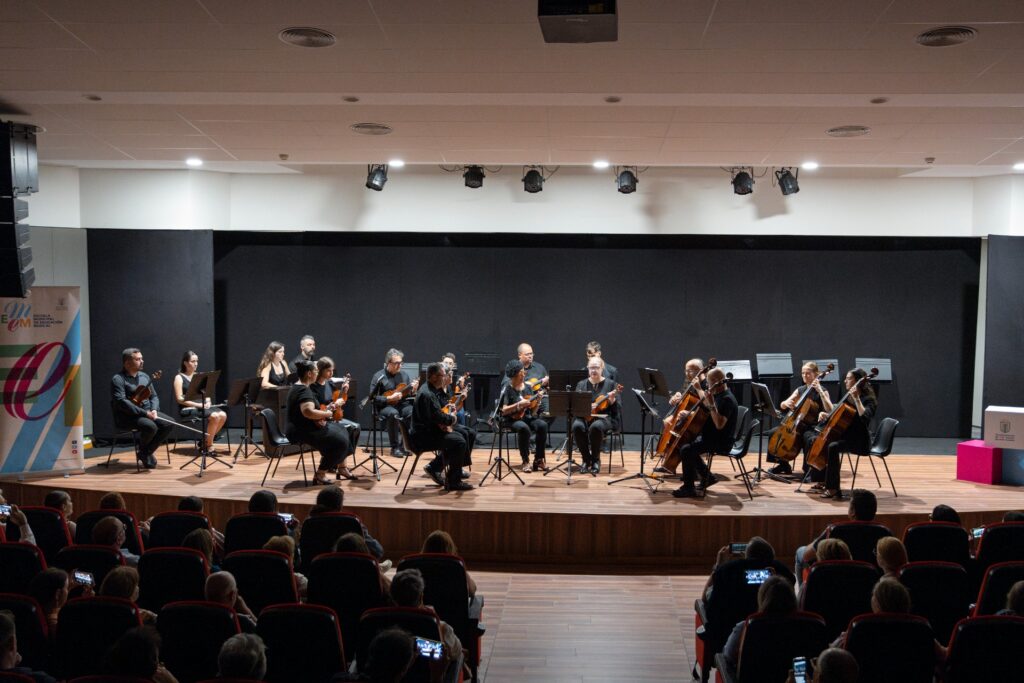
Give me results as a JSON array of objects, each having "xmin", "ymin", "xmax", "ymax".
[
  {"xmin": 0, "ymin": 673, "xmax": 36, "ymax": 682},
  {"xmin": 357, "ymin": 607, "xmax": 444, "ymax": 682},
  {"xmin": 702, "ymin": 558, "xmax": 794, "ymax": 648},
  {"xmin": 54, "ymin": 597, "xmax": 141, "ymax": 679},
  {"xmin": 0, "ymin": 593, "xmax": 50, "ymax": 669},
  {"xmin": 844, "ymin": 613, "xmax": 936, "ymax": 683},
  {"xmin": 298, "ymin": 513, "xmax": 363, "ymax": 573},
  {"xmin": 260, "ymin": 408, "xmax": 289, "ymax": 455},
  {"xmin": 734, "ymin": 612, "xmax": 828, "ymax": 683},
  {"xmin": 902, "ymin": 521, "xmax": 971, "ymax": 567},
  {"xmin": 730, "ymin": 417, "xmax": 758, "ymax": 457},
  {"xmin": 222, "ymin": 550, "xmax": 298, "ymax": 616},
  {"xmin": 973, "ymin": 561, "xmax": 1024, "ymax": 616},
  {"xmin": 825, "ymin": 521, "xmax": 893, "ymax": 565},
  {"xmin": 306, "ymin": 552, "xmax": 387, "ymax": 656},
  {"xmin": 869, "ymin": 417, "xmax": 899, "ymax": 456},
  {"xmin": 731, "ymin": 405, "xmax": 751, "ymax": 444},
  {"xmin": 899, "ymin": 561, "xmax": 971, "ymax": 642},
  {"xmin": 0, "ymin": 542, "xmax": 47, "ymax": 593},
  {"xmin": 258, "ymin": 603, "xmax": 347, "ymax": 683},
  {"xmin": 223, "ymin": 513, "xmax": 287, "ymax": 555},
  {"xmin": 157, "ymin": 601, "xmax": 241, "ymax": 683},
  {"xmin": 67, "ymin": 677, "xmax": 153, "ymax": 683},
  {"xmin": 147, "ymin": 511, "xmax": 211, "ymax": 548},
  {"xmin": 799, "ymin": 560, "xmax": 878, "ymax": 641},
  {"xmin": 54, "ymin": 544, "xmax": 126, "ymax": 587},
  {"xmin": 74, "ymin": 510, "xmax": 145, "ymax": 556},
  {"xmin": 137, "ymin": 547, "xmax": 209, "ymax": 612},
  {"xmin": 6, "ymin": 506, "xmax": 71, "ymax": 564},
  {"xmin": 974, "ymin": 522, "xmax": 1024, "ymax": 578},
  {"xmin": 944, "ymin": 615, "xmax": 1024, "ymax": 682}
]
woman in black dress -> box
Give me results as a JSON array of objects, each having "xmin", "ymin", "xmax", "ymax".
[
  {"xmin": 287, "ymin": 360, "xmax": 351, "ymax": 486},
  {"xmin": 173, "ymin": 349, "xmax": 228, "ymax": 451},
  {"xmin": 310, "ymin": 356, "xmax": 361, "ymax": 480},
  {"xmin": 257, "ymin": 341, "xmax": 288, "ymax": 389}
]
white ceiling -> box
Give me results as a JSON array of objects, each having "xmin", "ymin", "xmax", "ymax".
[{"xmin": 2, "ymin": 0, "xmax": 1024, "ymax": 176}]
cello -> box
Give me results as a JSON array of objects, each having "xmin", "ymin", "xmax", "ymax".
[
  {"xmin": 806, "ymin": 368, "xmax": 878, "ymax": 471},
  {"xmin": 767, "ymin": 363, "xmax": 835, "ymax": 461},
  {"xmin": 654, "ymin": 359, "xmax": 717, "ymax": 459}
]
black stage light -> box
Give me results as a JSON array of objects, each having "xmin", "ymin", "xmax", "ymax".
[
  {"xmin": 776, "ymin": 167, "xmax": 800, "ymax": 195},
  {"xmin": 616, "ymin": 168, "xmax": 638, "ymax": 194},
  {"xmin": 523, "ymin": 168, "xmax": 544, "ymax": 193},
  {"xmin": 464, "ymin": 165, "xmax": 485, "ymax": 188},
  {"xmin": 365, "ymin": 164, "xmax": 388, "ymax": 191},
  {"xmin": 731, "ymin": 169, "xmax": 754, "ymax": 195}
]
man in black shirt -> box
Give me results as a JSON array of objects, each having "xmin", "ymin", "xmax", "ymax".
[
  {"xmin": 584, "ymin": 340, "xmax": 618, "ymax": 383},
  {"xmin": 671, "ymin": 368, "xmax": 738, "ymax": 499},
  {"xmin": 288, "ymin": 334, "xmax": 316, "ymax": 374},
  {"xmin": 572, "ymin": 357, "xmax": 621, "ymax": 475},
  {"xmin": 515, "ymin": 342, "xmax": 549, "ymax": 413},
  {"xmin": 110, "ymin": 347, "xmax": 172, "ymax": 469},
  {"xmin": 369, "ymin": 348, "xmax": 417, "ymax": 456},
  {"xmin": 411, "ymin": 363, "xmax": 472, "ymax": 491}
]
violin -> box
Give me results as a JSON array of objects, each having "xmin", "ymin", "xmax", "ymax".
[
  {"xmin": 525, "ymin": 377, "xmax": 545, "ymax": 393},
  {"xmin": 655, "ymin": 358, "xmax": 717, "ymax": 458},
  {"xmin": 512, "ymin": 388, "xmax": 545, "ymax": 420},
  {"xmin": 589, "ymin": 383, "xmax": 624, "ymax": 421},
  {"xmin": 806, "ymin": 368, "xmax": 878, "ymax": 471},
  {"xmin": 321, "ymin": 373, "xmax": 351, "ymax": 421},
  {"xmin": 443, "ymin": 373, "xmax": 471, "ymax": 415},
  {"xmin": 767, "ymin": 363, "xmax": 834, "ymax": 462},
  {"xmin": 385, "ymin": 380, "xmax": 418, "ymax": 405},
  {"xmin": 130, "ymin": 370, "xmax": 162, "ymax": 406}
]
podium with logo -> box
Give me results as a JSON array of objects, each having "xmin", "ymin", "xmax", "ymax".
[{"xmin": 957, "ymin": 406, "xmax": 1024, "ymax": 486}]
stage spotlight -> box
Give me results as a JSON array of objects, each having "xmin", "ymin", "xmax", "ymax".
[
  {"xmin": 731, "ymin": 168, "xmax": 754, "ymax": 195},
  {"xmin": 616, "ymin": 167, "xmax": 638, "ymax": 194},
  {"xmin": 365, "ymin": 164, "xmax": 388, "ymax": 191},
  {"xmin": 523, "ymin": 168, "xmax": 544, "ymax": 193},
  {"xmin": 464, "ymin": 165, "xmax": 485, "ymax": 188},
  {"xmin": 775, "ymin": 167, "xmax": 800, "ymax": 195}
]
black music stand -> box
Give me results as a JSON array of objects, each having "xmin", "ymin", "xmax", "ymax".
[
  {"xmin": 180, "ymin": 370, "xmax": 232, "ymax": 477},
  {"xmin": 638, "ymin": 367, "xmax": 669, "ymax": 458},
  {"xmin": 463, "ymin": 351, "xmax": 500, "ymax": 424},
  {"xmin": 544, "ymin": 390, "xmax": 591, "ymax": 485},
  {"xmin": 749, "ymin": 381, "xmax": 789, "ymax": 485},
  {"xmin": 229, "ymin": 377, "xmax": 265, "ymax": 461},
  {"xmin": 549, "ymin": 370, "xmax": 587, "ymax": 456},
  {"xmin": 608, "ymin": 389, "xmax": 662, "ymax": 492},
  {"xmin": 358, "ymin": 374, "xmax": 401, "ymax": 476},
  {"xmin": 479, "ymin": 383, "xmax": 526, "ymax": 486}
]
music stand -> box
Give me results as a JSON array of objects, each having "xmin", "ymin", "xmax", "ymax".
[
  {"xmin": 608, "ymin": 389, "xmax": 662, "ymax": 492},
  {"xmin": 637, "ymin": 368, "xmax": 669, "ymax": 457},
  {"xmin": 749, "ymin": 382, "xmax": 789, "ymax": 484},
  {"xmin": 479, "ymin": 383, "xmax": 525, "ymax": 486},
  {"xmin": 544, "ymin": 390, "xmax": 591, "ymax": 485},
  {"xmin": 229, "ymin": 377, "xmax": 265, "ymax": 461},
  {"xmin": 180, "ymin": 370, "xmax": 232, "ymax": 477},
  {"xmin": 549, "ymin": 369, "xmax": 587, "ymax": 391},
  {"xmin": 805, "ymin": 359, "xmax": 841, "ymax": 383},
  {"xmin": 358, "ymin": 372, "xmax": 402, "ymax": 475}
]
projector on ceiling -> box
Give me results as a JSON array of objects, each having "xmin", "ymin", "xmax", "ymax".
[{"xmin": 538, "ymin": 1, "xmax": 618, "ymax": 43}]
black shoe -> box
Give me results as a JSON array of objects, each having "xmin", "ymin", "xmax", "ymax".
[
  {"xmin": 768, "ymin": 462, "xmax": 793, "ymax": 475},
  {"xmin": 588, "ymin": 463, "xmax": 600, "ymax": 475},
  {"xmin": 391, "ymin": 447, "xmax": 410, "ymax": 457},
  {"xmin": 423, "ymin": 465, "xmax": 445, "ymax": 487},
  {"xmin": 699, "ymin": 472, "xmax": 722, "ymax": 490},
  {"xmin": 460, "ymin": 468, "xmax": 471, "ymax": 480},
  {"xmin": 672, "ymin": 485, "xmax": 698, "ymax": 498},
  {"xmin": 448, "ymin": 480, "xmax": 474, "ymax": 492}
]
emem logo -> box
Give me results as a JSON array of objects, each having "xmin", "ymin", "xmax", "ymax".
[
  {"xmin": 1, "ymin": 302, "xmax": 31, "ymax": 332},
  {"xmin": 1000, "ymin": 420, "xmax": 1012, "ymax": 434}
]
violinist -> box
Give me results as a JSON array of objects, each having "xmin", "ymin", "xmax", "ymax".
[
  {"xmin": 413, "ymin": 362, "xmax": 473, "ymax": 491},
  {"xmin": 311, "ymin": 356, "xmax": 361, "ymax": 479},
  {"xmin": 804, "ymin": 368, "xmax": 876, "ymax": 500},
  {"xmin": 669, "ymin": 367, "xmax": 738, "ymax": 499},
  {"xmin": 510, "ymin": 343, "xmax": 549, "ymax": 414},
  {"xmin": 111, "ymin": 348, "xmax": 172, "ymax": 469},
  {"xmin": 369, "ymin": 348, "xmax": 417, "ymax": 456},
  {"xmin": 257, "ymin": 341, "xmax": 289, "ymax": 389},
  {"xmin": 571, "ymin": 357, "xmax": 621, "ymax": 475},
  {"xmin": 584, "ymin": 341, "xmax": 618, "ymax": 383},
  {"xmin": 768, "ymin": 362, "xmax": 833, "ymax": 476},
  {"xmin": 499, "ymin": 360, "xmax": 549, "ymax": 472},
  {"xmin": 173, "ymin": 350, "xmax": 228, "ymax": 452},
  {"xmin": 440, "ymin": 354, "xmax": 476, "ymax": 478},
  {"xmin": 286, "ymin": 360, "xmax": 351, "ymax": 486}
]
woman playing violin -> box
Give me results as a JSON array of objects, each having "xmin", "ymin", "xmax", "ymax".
[
  {"xmin": 310, "ymin": 356, "xmax": 361, "ymax": 480},
  {"xmin": 572, "ymin": 357, "xmax": 621, "ymax": 475},
  {"xmin": 768, "ymin": 361, "xmax": 833, "ymax": 476},
  {"xmin": 804, "ymin": 367, "xmax": 876, "ymax": 499},
  {"xmin": 499, "ymin": 359, "xmax": 549, "ymax": 472},
  {"xmin": 287, "ymin": 360, "xmax": 352, "ymax": 485},
  {"xmin": 173, "ymin": 350, "xmax": 228, "ymax": 452}
]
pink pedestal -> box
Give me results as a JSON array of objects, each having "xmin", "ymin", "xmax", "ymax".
[{"xmin": 956, "ymin": 439, "xmax": 1002, "ymax": 484}]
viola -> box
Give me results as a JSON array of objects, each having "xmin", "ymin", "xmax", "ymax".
[
  {"xmin": 589, "ymin": 383, "xmax": 624, "ymax": 421},
  {"xmin": 767, "ymin": 363, "xmax": 835, "ymax": 462},
  {"xmin": 512, "ymin": 387, "xmax": 545, "ymax": 420},
  {"xmin": 322, "ymin": 373, "xmax": 351, "ymax": 421},
  {"xmin": 806, "ymin": 368, "xmax": 879, "ymax": 471},
  {"xmin": 443, "ymin": 373, "xmax": 471, "ymax": 415},
  {"xmin": 130, "ymin": 370, "xmax": 162, "ymax": 406},
  {"xmin": 655, "ymin": 358, "xmax": 717, "ymax": 458}
]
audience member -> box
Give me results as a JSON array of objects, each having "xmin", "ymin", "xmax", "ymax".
[
  {"xmin": 98, "ymin": 491, "xmax": 127, "ymax": 510},
  {"xmin": 721, "ymin": 575, "xmax": 797, "ymax": 671},
  {"xmin": 177, "ymin": 495, "xmax": 226, "ymax": 551},
  {"xmin": 795, "ymin": 489, "xmax": 877, "ymax": 584},
  {"xmin": 103, "ymin": 625, "xmax": 178, "ymax": 683},
  {"xmin": 27, "ymin": 568, "xmax": 70, "ymax": 632},
  {"xmin": 929, "ymin": 504, "xmax": 961, "ymax": 525},
  {"xmin": 811, "ymin": 647, "xmax": 859, "ymax": 683},
  {"xmin": 217, "ymin": 632, "xmax": 267, "ymax": 680},
  {"xmin": 42, "ymin": 489, "xmax": 76, "ymax": 537},
  {"xmin": 91, "ymin": 515, "xmax": 139, "ymax": 567},
  {"xmin": 205, "ymin": 571, "xmax": 257, "ymax": 632},
  {"xmin": 182, "ymin": 527, "xmax": 219, "ymax": 571},
  {"xmin": 99, "ymin": 566, "xmax": 157, "ymax": 623},
  {"xmin": 875, "ymin": 536, "xmax": 907, "ymax": 579},
  {"xmin": 834, "ymin": 577, "xmax": 946, "ymax": 663},
  {"xmin": 422, "ymin": 529, "xmax": 477, "ymax": 598},
  {"xmin": 263, "ymin": 535, "xmax": 307, "ymax": 597},
  {"xmin": 704, "ymin": 536, "xmax": 794, "ymax": 598},
  {"xmin": 1003, "ymin": 510, "xmax": 1024, "ymax": 522},
  {"xmin": 335, "ymin": 532, "xmax": 391, "ymax": 593},
  {"xmin": 332, "ymin": 627, "xmax": 422, "ymax": 683},
  {"xmin": 248, "ymin": 490, "xmax": 278, "ymax": 513},
  {"xmin": 0, "ymin": 609, "xmax": 57, "ymax": 683},
  {"xmin": 0, "ymin": 488, "xmax": 36, "ymax": 545},
  {"xmin": 815, "ymin": 539, "xmax": 853, "ymax": 562},
  {"xmin": 997, "ymin": 580, "xmax": 1024, "ymax": 616},
  {"xmin": 390, "ymin": 569, "xmax": 462, "ymax": 667},
  {"xmin": 309, "ymin": 486, "xmax": 386, "ymax": 563}
]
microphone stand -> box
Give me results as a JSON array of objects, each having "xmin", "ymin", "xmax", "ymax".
[{"xmin": 480, "ymin": 383, "xmax": 525, "ymax": 486}]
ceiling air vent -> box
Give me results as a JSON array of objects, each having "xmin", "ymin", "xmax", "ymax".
[
  {"xmin": 350, "ymin": 123, "xmax": 393, "ymax": 136},
  {"xmin": 278, "ymin": 27, "xmax": 337, "ymax": 48},
  {"xmin": 826, "ymin": 125, "xmax": 871, "ymax": 138},
  {"xmin": 915, "ymin": 25, "xmax": 977, "ymax": 47}
]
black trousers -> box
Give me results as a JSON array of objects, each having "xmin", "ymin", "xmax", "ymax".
[
  {"xmin": 416, "ymin": 431, "xmax": 468, "ymax": 484},
  {"xmin": 571, "ymin": 417, "xmax": 611, "ymax": 466},
  {"xmin": 508, "ymin": 417, "xmax": 547, "ymax": 464},
  {"xmin": 292, "ymin": 423, "xmax": 350, "ymax": 472},
  {"xmin": 117, "ymin": 412, "xmax": 174, "ymax": 457},
  {"xmin": 452, "ymin": 423, "xmax": 475, "ymax": 466},
  {"xmin": 679, "ymin": 436, "xmax": 714, "ymax": 486},
  {"xmin": 379, "ymin": 402, "xmax": 413, "ymax": 448},
  {"xmin": 339, "ymin": 418, "xmax": 361, "ymax": 457}
]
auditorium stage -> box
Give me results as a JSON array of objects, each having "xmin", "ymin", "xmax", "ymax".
[{"xmin": 3, "ymin": 444, "xmax": 1017, "ymax": 573}]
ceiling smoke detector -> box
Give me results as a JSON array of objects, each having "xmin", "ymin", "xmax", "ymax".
[
  {"xmin": 915, "ymin": 25, "xmax": 977, "ymax": 48},
  {"xmin": 350, "ymin": 122, "xmax": 393, "ymax": 136},
  {"xmin": 278, "ymin": 27, "xmax": 337, "ymax": 48},
  {"xmin": 826, "ymin": 125, "xmax": 871, "ymax": 138}
]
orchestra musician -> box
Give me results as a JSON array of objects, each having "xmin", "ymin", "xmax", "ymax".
[
  {"xmin": 507, "ymin": 343, "xmax": 549, "ymax": 415},
  {"xmin": 668, "ymin": 367, "xmax": 738, "ymax": 499},
  {"xmin": 571, "ymin": 357, "xmax": 621, "ymax": 475},
  {"xmin": 413, "ymin": 362, "xmax": 473, "ymax": 491},
  {"xmin": 584, "ymin": 341, "xmax": 618, "ymax": 383},
  {"xmin": 257, "ymin": 341, "xmax": 289, "ymax": 389},
  {"xmin": 173, "ymin": 350, "xmax": 228, "ymax": 452},
  {"xmin": 499, "ymin": 359, "xmax": 549, "ymax": 473},
  {"xmin": 768, "ymin": 361, "xmax": 833, "ymax": 476},
  {"xmin": 369, "ymin": 348, "xmax": 417, "ymax": 456},
  {"xmin": 289, "ymin": 334, "xmax": 316, "ymax": 374},
  {"xmin": 310, "ymin": 356, "xmax": 361, "ymax": 479},
  {"xmin": 803, "ymin": 368, "xmax": 876, "ymax": 499},
  {"xmin": 111, "ymin": 348, "xmax": 172, "ymax": 469},
  {"xmin": 441, "ymin": 352, "xmax": 469, "ymax": 427},
  {"xmin": 653, "ymin": 357, "xmax": 706, "ymax": 475},
  {"xmin": 286, "ymin": 360, "xmax": 351, "ymax": 486}
]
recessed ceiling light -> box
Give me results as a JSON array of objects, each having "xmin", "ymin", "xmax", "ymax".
[
  {"xmin": 278, "ymin": 27, "xmax": 337, "ymax": 48},
  {"xmin": 83, "ymin": 94, "xmax": 102, "ymax": 102},
  {"xmin": 870, "ymin": 97, "xmax": 889, "ymax": 105},
  {"xmin": 185, "ymin": 157, "xmax": 203, "ymax": 167},
  {"xmin": 801, "ymin": 161, "xmax": 819, "ymax": 171},
  {"xmin": 593, "ymin": 160, "xmax": 610, "ymax": 169},
  {"xmin": 826, "ymin": 125, "xmax": 871, "ymax": 138},
  {"xmin": 1014, "ymin": 162, "xmax": 1024, "ymax": 171},
  {"xmin": 604, "ymin": 96, "xmax": 622, "ymax": 103},
  {"xmin": 350, "ymin": 122, "xmax": 393, "ymax": 136},
  {"xmin": 342, "ymin": 96, "xmax": 360, "ymax": 103},
  {"xmin": 915, "ymin": 25, "xmax": 977, "ymax": 48},
  {"xmin": 388, "ymin": 159, "xmax": 405, "ymax": 168}
]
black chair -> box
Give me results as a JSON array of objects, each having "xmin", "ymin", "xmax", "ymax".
[
  {"xmin": 74, "ymin": 510, "xmax": 145, "ymax": 556},
  {"xmin": 258, "ymin": 603, "xmax": 347, "ymax": 683},
  {"xmin": 0, "ymin": 593, "xmax": 50, "ymax": 670},
  {"xmin": 157, "ymin": 600, "xmax": 241, "ymax": 683},
  {"xmin": 357, "ymin": 606, "xmax": 457, "ymax": 683},
  {"xmin": 396, "ymin": 421, "xmax": 446, "ymax": 494},
  {"xmin": 824, "ymin": 520, "xmax": 893, "ymax": 566},
  {"xmin": 902, "ymin": 521, "xmax": 972, "ymax": 568},
  {"xmin": 0, "ymin": 542, "xmax": 47, "ymax": 593},
  {"xmin": 973, "ymin": 560, "xmax": 1024, "ymax": 616},
  {"xmin": 306, "ymin": 551, "xmax": 388, "ymax": 657},
  {"xmin": 973, "ymin": 522, "xmax": 1024, "ymax": 588},
  {"xmin": 259, "ymin": 407, "xmax": 312, "ymax": 487},
  {"xmin": 714, "ymin": 611, "xmax": 828, "ymax": 683},
  {"xmin": 5, "ymin": 506, "xmax": 72, "ymax": 564},
  {"xmin": 799, "ymin": 560, "xmax": 878, "ymax": 642},
  {"xmin": 849, "ymin": 416, "xmax": 899, "ymax": 496},
  {"xmin": 137, "ymin": 547, "xmax": 209, "ymax": 612},
  {"xmin": 843, "ymin": 613, "xmax": 936, "ymax": 683},
  {"xmin": 53, "ymin": 544, "xmax": 126, "ymax": 587},
  {"xmin": 0, "ymin": 673, "xmax": 36, "ymax": 682},
  {"xmin": 54, "ymin": 597, "xmax": 141, "ymax": 680},
  {"xmin": 944, "ymin": 615, "xmax": 1024, "ymax": 682},
  {"xmin": 223, "ymin": 512, "xmax": 287, "ymax": 555},
  {"xmin": 603, "ymin": 423, "xmax": 625, "ymax": 474},
  {"xmin": 706, "ymin": 409, "xmax": 757, "ymax": 501},
  {"xmin": 101, "ymin": 427, "xmax": 142, "ymax": 469},
  {"xmin": 147, "ymin": 510, "xmax": 212, "ymax": 548},
  {"xmin": 222, "ymin": 549, "xmax": 298, "ymax": 616},
  {"xmin": 899, "ymin": 560, "xmax": 971, "ymax": 643},
  {"xmin": 69, "ymin": 677, "xmax": 153, "ymax": 683},
  {"xmin": 297, "ymin": 512, "xmax": 363, "ymax": 573}
]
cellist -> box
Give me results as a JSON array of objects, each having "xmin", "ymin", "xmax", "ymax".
[
  {"xmin": 803, "ymin": 368, "xmax": 876, "ymax": 499},
  {"xmin": 654, "ymin": 358, "xmax": 706, "ymax": 475},
  {"xmin": 767, "ymin": 362, "xmax": 833, "ymax": 476},
  {"xmin": 670, "ymin": 367, "xmax": 738, "ymax": 499}
]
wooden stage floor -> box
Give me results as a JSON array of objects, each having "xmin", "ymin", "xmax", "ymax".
[{"xmin": 4, "ymin": 446, "xmax": 1019, "ymax": 573}]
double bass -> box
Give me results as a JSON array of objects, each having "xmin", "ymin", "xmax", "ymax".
[
  {"xmin": 767, "ymin": 363, "xmax": 835, "ymax": 461},
  {"xmin": 806, "ymin": 368, "xmax": 879, "ymax": 471},
  {"xmin": 654, "ymin": 359, "xmax": 717, "ymax": 459}
]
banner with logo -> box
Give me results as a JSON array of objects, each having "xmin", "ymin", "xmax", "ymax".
[{"xmin": 1, "ymin": 286, "xmax": 84, "ymax": 476}]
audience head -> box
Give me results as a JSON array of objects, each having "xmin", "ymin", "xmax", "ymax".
[
  {"xmin": 815, "ymin": 539, "xmax": 852, "ymax": 562},
  {"xmin": 422, "ymin": 529, "xmax": 458, "ymax": 555},
  {"xmin": 99, "ymin": 491, "xmax": 127, "ymax": 510},
  {"xmin": 28, "ymin": 568, "xmax": 69, "ymax": 614},
  {"xmin": 875, "ymin": 537, "xmax": 908, "ymax": 575},
  {"xmin": 217, "ymin": 633, "xmax": 267, "ymax": 680},
  {"xmin": 757, "ymin": 575, "xmax": 797, "ymax": 616},
  {"xmin": 205, "ymin": 571, "xmax": 239, "ymax": 606},
  {"xmin": 334, "ymin": 532, "xmax": 370, "ymax": 554},
  {"xmin": 315, "ymin": 485, "xmax": 344, "ymax": 512},
  {"xmin": 848, "ymin": 489, "xmax": 877, "ymax": 521},
  {"xmin": 92, "ymin": 515, "xmax": 127, "ymax": 548},
  {"xmin": 365, "ymin": 628, "xmax": 417, "ymax": 683},
  {"xmin": 177, "ymin": 495, "xmax": 205, "ymax": 512},
  {"xmin": 263, "ymin": 534, "xmax": 296, "ymax": 561},
  {"xmin": 0, "ymin": 610, "xmax": 18, "ymax": 670},
  {"xmin": 871, "ymin": 577, "xmax": 911, "ymax": 614},
  {"xmin": 182, "ymin": 528, "xmax": 215, "ymax": 565},
  {"xmin": 103, "ymin": 625, "xmax": 161, "ymax": 678},
  {"xmin": 744, "ymin": 536, "xmax": 774, "ymax": 564},
  {"xmin": 99, "ymin": 566, "xmax": 141, "ymax": 601},
  {"xmin": 390, "ymin": 568, "xmax": 426, "ymax": 608},
  {"xmin": 43, "ymin": 489, "xmax": 73, "ymax": 517},
  {"xmin": 1007, "ymin": 580, "xmax": 1024, "ymax": 615},
  {"xmin": 814, "ymin": 647, "xmax": 859, "ymax": 683},
  {"xmin": 929, "ymin": 504, "xmax": 961, "ymax": 525},
  {"xmin": 248, "ymin": 489, "xmax": 278, "ymax": 513},
  {"xmin": 1003, "ymin": 510, "xmax": 1024, "ymax": 522}
]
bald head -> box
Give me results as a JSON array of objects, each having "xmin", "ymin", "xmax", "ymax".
[
  {"xmin": 684, "ymin": 359, "xmax": 704, "ymax": 379},
  {"xmin": 206, "ymin": 571, "xmax": 238, "ymax": 606},
  {"xmin": 706, "ymin": 368, "xmax": 726, "ymax": 385}
]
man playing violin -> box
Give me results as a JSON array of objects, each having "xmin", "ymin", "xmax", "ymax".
[
  {"xmin": 499, "ymin": 360, "xmax": 549, "ymax": 472},
  {"xmin": 584, "ymin": 341, "xmax": 618, "ymax": 383},
  {"xmin": 311, "ymin": 356, "xmax": 361, "ymax": 479},
  {"xmin": 370, "ymin": 348, "xmax": 417, "ymax": 456},
  {"xmin": 111, "ymin": 348, "xmax": 173, "ymax": 469},
  {"xmin": 572, "ymin": 357, "xmax": 621, "ymax": 475},
  {"xmin": 414, "ymin": 362, "xmax": 473, "ymax": 491},
  {"xmin": 768, "ymin": 361, "xmax": 834, "ymax": 476},
  {"xmin": 670, "ymin": 367, "xmax": 738, "ymax": 499}
]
